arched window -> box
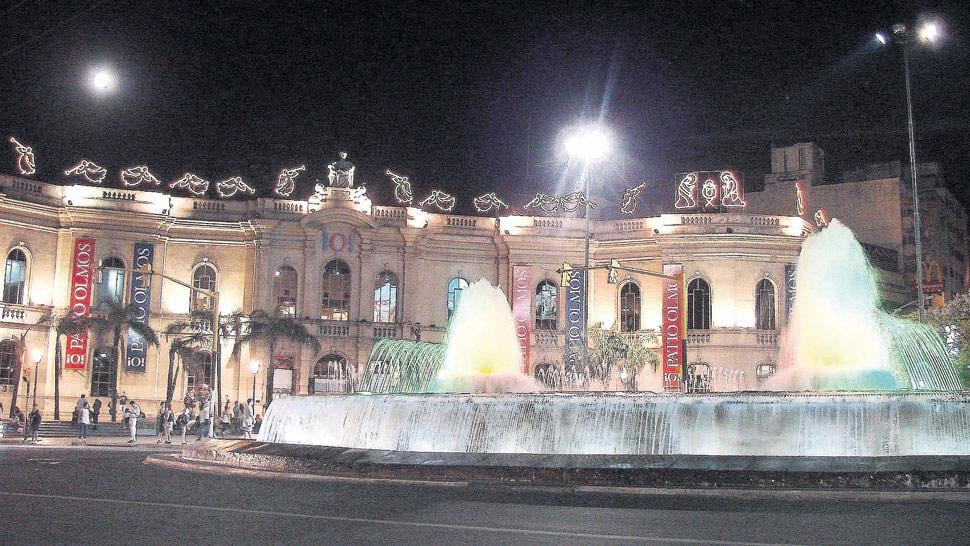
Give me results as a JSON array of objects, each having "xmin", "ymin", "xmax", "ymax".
[
  {"xmin": 534, "ymin": 281, "xmax": 558, "ymax": 330},
  {"xmin": 755, "ymin": 278, "xmax": 776, "ymax": 330},
  {"xmin": 311, "ymin": 354, "xmax": 352, "ymax": 394},
  {"xmin": 321, "ymin": 259, "xmax": 351, "ymax": 321},
  {"xmin": 686, "ymin": 362, "xmax": 711, "ymax": 393},
  {"xmin": 273, "ymin": 266, "xmax": 298, "ymax": 316},
  {"xmin": 90, "ymin": 347, "xmax": 116, "ymax": 396},
  {"xmin": 191, "ymin": 264, "xmax": 217, "ymax": 312},
  {"xmin": 96, "ymin": 257, "xmax": 126, "ymax": 309},
  {"xmin": 756, "ymin": 362, "xmax": 777, "ymax": 382},
  {"xmin": 447, "ymin": 277, "xmax": 468, "ymax": 319},
  {"xmin": 373, "ymin": 271, "xmax": 399, "ymax": 323},
  {"xmin": 0, "ymin": 340, "xmax": 17, "ymax": 386},
  {"xmin": 2, "ymin": 249, "xmax": 27, "ymax": 304},
  {"xmin": 619, "ymin": 282, "xmax": 641, "ymax": 332},
  {"xmin": 687, "ymin": 278, "xmax": 712, "ymax": 330}
]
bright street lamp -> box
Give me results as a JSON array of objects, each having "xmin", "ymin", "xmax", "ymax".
[
  {"xmin": 88, "ymin": 67, "xmax": 117, "ymax": 94},
  {"xmin": 564, "ymin": 124, "xmax": 612, "ymax": 370},
  {"xmin": 250, "ymin": 360, "xmax": 260, "ymax": 407},
  {"xmin": 875, "ymin": 20, "xmax": 942, "ymax": 323}
]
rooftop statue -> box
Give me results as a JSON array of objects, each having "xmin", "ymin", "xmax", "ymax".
[{"xmin": 327, "ymin": 151, "xmax": 355, "ymax": 188}]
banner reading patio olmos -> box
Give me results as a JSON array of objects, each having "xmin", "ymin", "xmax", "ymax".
[{"xmin": 65, "ymin": 238, "xmax": 95, "ymax": 369}]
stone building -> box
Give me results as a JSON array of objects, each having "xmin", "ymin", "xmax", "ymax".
[{"xmin": 0, "ymin": 171, "xmax": 807, "ymax": 416}]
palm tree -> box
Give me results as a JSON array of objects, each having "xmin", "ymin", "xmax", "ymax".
[
  {"xmin": 588, "ymin": 326, "xmax": 660, "ymax": 390},
  {"xmin": 234, "ymin": 309, "xmax": 320, "ymax": 406},
  {"xmin": 163, "ymin": 310, "xmax": 214, "ymax": 409},
  {"xmin": 85, "ymin": 302, "xmax": 159, "ymax": 396},
  {"xmin": 36, "ymin": 312, "xmax": 88, "ymax": 420}
]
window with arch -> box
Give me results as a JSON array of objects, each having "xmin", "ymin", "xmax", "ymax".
[
  {"xmin": 321, "ymin": 259, "xmax": 351, "ymax": 321},
  {"xmin": 755, "ymin": 278, "xmax": 776, "ymax": 330},
  {"xmin": 0, "ymin": 339, "xmax": 17, "ymax": 385},
  {"xmin": 273, "ymin": 266, "xmax": 298, "ymax": 316},
  {"xmin": 191, "ymin": 264, "xmax": 217, "ymax": 312},
  {"xmin": 90, "ymin": 347, "xmax": 116, "ymax": 396},
  {"xmin": 619, "ymin": 282, "xmax": 641, "ymax": 332},
  {"xmin": 3, "ymin": 249, "xmax": 27, "ymax": 304},
  {"xmin": 96, "ymin": 257, "xmax": 126, "ymax": 309},
  {"xmin": 686, "ymin": 362, "xmax": 711, "ymax": 393},
  {"xmin": 373, "ymin": 270, "xmax": 399, "ymax": 323},
  {"xmin": 687, "ymin": 278, "xmax": 712, "ymax": 330},
  {"xmin": 534, "ymin": 280, "xmax": 558, "ymax": 330},
  {"xmin": 756, "ymin": 362, "xmax": 777, "ymax": 382},
  {"xmin": 447, "ymin": 277, "xmax": 469, "ymax": 319},
  {"xmin": 311, "ymin": 353, "xmax": 352, "ymax": 394}
]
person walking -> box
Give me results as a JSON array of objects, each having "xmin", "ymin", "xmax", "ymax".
[
  {"xmin": 127, "ymin": 400, "xmax": 141, "ymax": 444},
  {"xmin": 78, "ymin": 401, "xmax": 90, "ymax": 444},
  {"xmin": 155, "ymin": 403, "xmax": 166, "ymax": 444},
  {"xmin": 232, "ymin": 401, "xmax": 243, "ymax": 434},
  {"xmin": 159, "ymin": 404, "xmax": 174, "ymax": 445},
  {"xmin": 242, "ymin": 398, "xmax": 255, "ymax": 439},
  {"xmin": 177, "ymin": 407, "xmax": 191, "ymax": 445},
  {"xmin": 109, "ymin": 390, "xmax": 118, "ymax": 422},
  {"xmin": 196, "ymin": 402, "xmax": 210, "ymax": 441},
  {"xmin": 91, "ymin": 398, "xmax": 101, "ymax": 430},
  {"xmin": 26, "ymin": 404, "xmax": 41, "ymax": 444}
]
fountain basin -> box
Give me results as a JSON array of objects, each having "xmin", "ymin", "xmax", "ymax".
[{"xmin": 259, "ymin": 391, "xmax": 970, "ymax": 457}]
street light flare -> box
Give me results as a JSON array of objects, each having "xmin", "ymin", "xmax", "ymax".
[
  {"xmin": 564, "ymin": 126, "xmax": 611, "ymax": 161},
  {"xmin": 918, "ymin": 22, "xmax": 939, "ymax": 43}
]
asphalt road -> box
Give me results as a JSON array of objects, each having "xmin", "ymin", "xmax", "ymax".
[{"xmin": 1, "ymin": 446, "xmax": 969, "ymax": 545}]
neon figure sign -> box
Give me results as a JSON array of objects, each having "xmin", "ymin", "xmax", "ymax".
[
  {"xmin": 674, "ymin": 170, "xmax": 746, "ymax": 211},
  {"xmin": 169, "ymin": 173, "xmax": 209, "ymax": 196},
  {"xmin": 215, "ymin": 176, "xmax": 256, "ymax": 198},
  {"xmin": 8, "ymin": 137, "xmax": 35, "ymax": 175},
  {"xmin": 274, "ymin": 166, "xmax": 306, "ymax": 197},
  {"xmin": 473, "ymin": 192, "xmax": 508, "ymax": 213},
  {"xmin": 419, "ymin": 190, "xmax": 456, "ymax": 211},
  {"xmin": 620, "ymin": 183, "xmax": 646, "ymax": 215},
  {"xmin": 524, "ymin": 191, "xmax": 596, "ymax": 214},
  {"xmin": 120, "ymin": 165, "xmax": 162, "ymax": 187},
  {"xmin": 64, "ymin": 160, "xmax": 107, "ymax": 184},
  {"xmin": 385, "ymin": 170, "xmax": 413, "ymax": 204}
]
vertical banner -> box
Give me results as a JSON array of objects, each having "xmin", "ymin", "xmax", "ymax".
[
  {"xmin": 564, "ymin": 269, "xmax": 586, "ymax": 369},
  {"xmin": 785, "ymin": 263, "xmax": 797, "ymax": 319},
  {"xmin": 511, "ymin": 265, "xmax": 533, "ymax": 374},
  {"xmin": 125, "ymin": 242, "xmax": 155, "ymax": 372},
  {"xmin": 661, "ymin": 263, "xmax": 684, "ymax": 392},
  {"xmin": 65, "ymin": 238, "xmax": 95, "ymax": 369}
]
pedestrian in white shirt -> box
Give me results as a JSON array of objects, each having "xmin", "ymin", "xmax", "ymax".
[{"xmin": 127, "ymin": 400, "xmax": 141, "ymax": 444}]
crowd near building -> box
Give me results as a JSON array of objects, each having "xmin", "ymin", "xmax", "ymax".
[{"xmin": 0, "ymin": 143, "xmax": 966, "ymax": 416}]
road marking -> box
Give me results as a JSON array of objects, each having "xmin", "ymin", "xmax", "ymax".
[{"xmin": 0, "ymin": 491, "xmax": 802, "ymax": 545}]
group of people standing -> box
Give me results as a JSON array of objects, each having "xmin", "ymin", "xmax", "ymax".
[
  {"xmin": 74, "ymin": 394, "xmax": 141, "ymax": 444},
  {"xmin": 3, "ymin": 401, "xmax": 43, "ymax": 444}
]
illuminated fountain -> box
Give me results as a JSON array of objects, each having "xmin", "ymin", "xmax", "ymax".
[
  {"xmin": 772, "ymin": 219, "xmax": 961, "ymax": 391},
  {"xmin": 259, "ymin": 222, "xmax": 969, "ymax": 457}
]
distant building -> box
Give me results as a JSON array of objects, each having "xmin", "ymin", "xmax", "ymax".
[{"xmin": 747, "ymin": 143, "xmax": 968, "ymax": 307}]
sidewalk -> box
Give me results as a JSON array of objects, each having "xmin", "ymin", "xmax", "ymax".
[{"xmin": 0, "ymin": 435, "xmax": 191, "ymax": 450}]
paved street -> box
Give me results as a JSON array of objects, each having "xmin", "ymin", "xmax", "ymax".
[{"xmin": 1, "ymin": 446, "xmax": 969, "ymax": 545}]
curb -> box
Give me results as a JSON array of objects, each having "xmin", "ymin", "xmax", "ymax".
[{"xmin": 146, "ymin": 454, "xmax": 970, "ymax": 502}]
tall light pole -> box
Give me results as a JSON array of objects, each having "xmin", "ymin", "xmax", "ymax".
[
  {"xmin": 31, "ymin": 351, "xmax": 41, "ymax": 408},
  {"xmin": 876, "ymin": 21, "xmax": 941, "ymax": 322},
  {"xmin": 250, "ymin": 360, "xmax": 260, "ymax": 406},
  {"xmin": 564, "ymin": 125, "xmax": 611, "ymax": 365}
]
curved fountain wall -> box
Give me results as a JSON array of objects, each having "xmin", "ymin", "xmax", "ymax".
[{"xmin": 259, "ymin": 392, "xmax": 970, "ymax": 456}]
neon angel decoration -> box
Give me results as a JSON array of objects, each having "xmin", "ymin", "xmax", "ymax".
[
  {"xmin": 274, "ymin": 165, "xmax": 306, "ymax": 197},
  {"xmin": 473, "ymin": 192, "xmax": 509, "ymax": 213},
  {"xmin": 169, "ymin": 173, "xmax": 210, "ymax": 196},
  {"xmin": 8, "ymin": 137, "xmax": 35, "ymax": 175},
  {"xmin": 795, "ymin": 181, "xmax": 806, "ymax": 216},
  {"xmin": 120, "ymin": 165, "xmax": 162, "ymax": 187},
  {"xmin": 215, "ymin": 176, "xmax": 256, "ymax": 198},
  {"xmin": 814, "ymin": 209, "xmax": 830, "ymax": 228},
  {"xmin": 620, "ymin": 183, "xmax": 646, "ymax": 214},
  {"xmin": 719, "ymin": 171, "xmax": 745, "ymax": 207},
  {"xmin": 64, "ymin": 160, "xmax": 107, "ymax": 184},
  {"xmin": 674, "ymin": 173, "xmax": 698, "ymax": 209},
  {"xmin": 418, "ymin": 189, "xmax": 456, "ymax": 211},
  {"xmin": 524, "ymin": 191, "xmax": 596, "ymax": 213},
  {"xmin": 385, "ymin": 170, "xmax": 413, "ymax": 204}
]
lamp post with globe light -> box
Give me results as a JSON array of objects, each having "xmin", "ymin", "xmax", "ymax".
[
  {"xmin": 563, "ymin": 125, "xmax": 611, "ymax": 367},
  {"xmin": 31, "ymin": 351, "xmax": 41, "ymax": 408},
  {"xmin": 874, "ymin": 20, "xmax": 941, "ymax": 322},
  {"xmin": 250, "ymin": 360, "xmax": 260, "ymax": 407}
]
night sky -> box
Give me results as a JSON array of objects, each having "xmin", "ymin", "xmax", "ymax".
[{"xmin": 2, "ymin": 1, "xmax": 968, "ymax": 215}]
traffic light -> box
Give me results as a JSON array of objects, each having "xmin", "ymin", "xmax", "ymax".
[
  {"xmin": 559, "ymin": 262, "xmax": 572, "ymax": 287},
  {"xmin": 607, "ymin": 259, "xmax": 620, "ymax": 284}
]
